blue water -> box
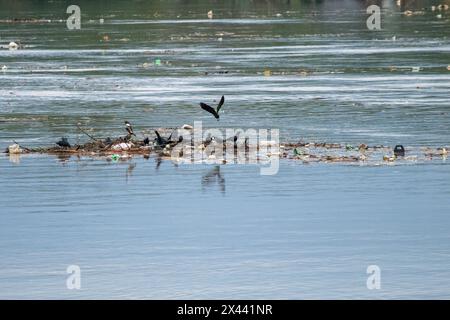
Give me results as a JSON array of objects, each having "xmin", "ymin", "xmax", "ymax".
[{"xmin": 1, "ymin": 0, "xmax": 450, "ymax": 299}]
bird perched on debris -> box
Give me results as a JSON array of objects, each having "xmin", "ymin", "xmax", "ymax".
[
  {"xmin": 56, "ymin": 137, "xmax": 71, "ymax": 148},
  {"xmin": 124, "ymin": 121, "xmax": 136, "ymax": 137},
  {"xmin": 200, "ymin": 96, "xmax": 225, "ymax": 120},
  {"xmin": 394, "ymin": 145, "xmax": 405, "ymax": 157},
  {"xmin": 154, "ymin": 130, "xmax": 183, "ymax": 149},
  {"xmin": 154, "ymin": 130, "xmax": 171, "ymax": 148}
]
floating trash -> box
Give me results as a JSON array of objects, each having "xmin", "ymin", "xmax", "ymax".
[
  {"xmin": 181, "ymin": 124, "xmax": 193, "ymax": 130},
  {"xmin": 154, "ymin": 58, "xmax": 161, "ymax": 66},
  {"xmin": 411, "ymin": 67, "xmax": 421, "ymax": 72},
  {"xmin": 425, "ymin": 147, "xmax": 449, "ymax": 157},
  {"xmin": 207, "ymin": 10, "xmax": 213, "ymax": 19},
  {"xmin": 259, "ymin": 140, "xmax": 277, "ymax": 147},
  {"xmin": 5, "ymin": 120, "xmax": 448, "ymax": 168},
  {"xmin": 359, "ymin": 144, "xmax": 369, "ymax": 151},
  {"xmin": 394, "ymin": 145, "xmax": 405, "ymax": 157},
  {"xmin": 263, "ymin": 69, "xmax": 272, "ymax": 77}
]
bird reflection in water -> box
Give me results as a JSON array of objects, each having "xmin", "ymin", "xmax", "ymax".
[{"xmin": 202, "ymin": 165, "xmax": 225, "ymax": 194}]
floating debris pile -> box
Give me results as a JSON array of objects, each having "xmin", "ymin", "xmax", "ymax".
[{"xmin": 3, "ymin": 125, "xmax": 448, "ymax": 166}]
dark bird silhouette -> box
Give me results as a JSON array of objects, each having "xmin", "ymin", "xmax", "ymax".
[
  {"xmin": 154, "ymin": 130, "xmax": 183, "ymax": 149},
  {"xmin": 56, "ymin": 137, "xmax": 71, "ymax": 148},
  {"xmin": 200, "ymin": 95, "xmax": 225, "ymax": 120},
  {"xmin": 124, "ymin": 121, "xmax": 136, "ymax": 136},
  {"xmin": 154, "ymin": 130, "xmax": 170, "ymax": 148}
]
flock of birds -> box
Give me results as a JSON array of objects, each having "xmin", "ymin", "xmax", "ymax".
[{"xmin": 57, "ymin": 96, "xmax": 227, "ymax": 149}]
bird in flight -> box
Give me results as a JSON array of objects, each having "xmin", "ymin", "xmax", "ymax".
[
  {"xmin": 200, "ymin": 96, "xmax": 225, "ymax": 120},
  {"xmin": 124, "ymin": 121, "xmax": 136, "ymax": 136}
]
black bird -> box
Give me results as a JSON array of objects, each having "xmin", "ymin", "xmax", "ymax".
[
  {"xmin": 56, "ymin": 137, "xmax": 71, "ymax": 148},
  {"xmin": 124, "ymin": 121, "xmax": 136, "ymax": 136},
  {"xmin": 394, "ymin": 145, "xmax": 405, "ymax": 157},
  {"xmin": 154, "ymin": 130, "xmax": 171, "ymax": 148},
  {"xmin": 200, "ymin": 95, "xmax": 225, "ymax": 120}
]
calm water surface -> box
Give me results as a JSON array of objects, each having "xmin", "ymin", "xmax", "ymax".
[{"xmin": 1, "ymin": 0, "xmax": 450, "ymax": 299}]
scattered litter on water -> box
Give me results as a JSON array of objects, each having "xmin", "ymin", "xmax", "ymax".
[
  {"xmin": 2, "ymin": 120, "xmax": 448, "ymax": 167},
  {"xmin": 8, "ymin": 41, "xmax": 20, "ymax": 50},
  {"xmin": 112, "ymin": 142, "xmax": 134, "ymax": 151},
  {"xmin": 56, "ymin": 137, "xmax": 71, "ymax": 148},
  {"xmin": 8, "ymin": 144, "xmax": 22, "ymax": 154}
]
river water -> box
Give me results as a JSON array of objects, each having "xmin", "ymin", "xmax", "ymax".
[{"xmin": 1, "ymin": 0, "xmax": 450, "ymax": 299}]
